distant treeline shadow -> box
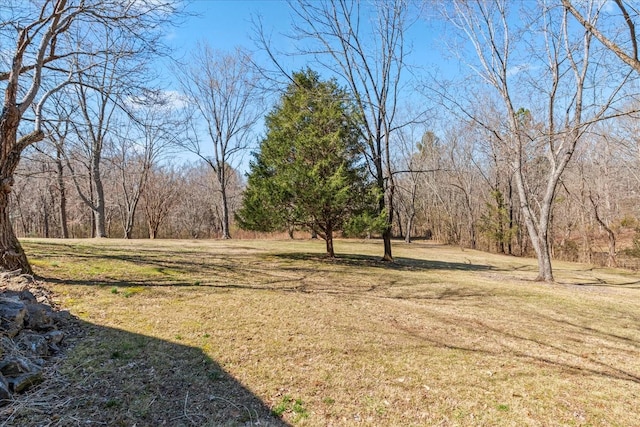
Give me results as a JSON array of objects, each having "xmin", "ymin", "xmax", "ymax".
[{"xmin": 274, "ymin": 252, "xmax": 494, "ymax": 272}]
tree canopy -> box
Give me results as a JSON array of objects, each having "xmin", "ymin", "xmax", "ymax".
[{"xmin": 236, "ymin": 69, "xmax": 377, "ymax": 257}]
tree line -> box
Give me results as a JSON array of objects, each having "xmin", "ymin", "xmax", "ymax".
[{"xmin": 3, "ymin": 0, "xmax": 640, "ymax": 282}]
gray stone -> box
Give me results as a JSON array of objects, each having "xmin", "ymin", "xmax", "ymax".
[
  {"xmin": 24, "ymin": 303, "xmax": 54, "ymax": 331},
  {"xmin": 45, "ymin": 330, "xmax": 64, "ymax": 345},
  {"xmin": 0, "ymin": 285, "xmax": 70, "ymax": 400},
  {"xmin": 52, "ymin": 309, "xmax": 72, "ymax": 326},
  {"xmin": 0, "ymin": 356, "xmax": 32, "ymax": 376},
  {"xmin": 0, "ymin": 337, "xmax": 11, "ymax": 357},
  {"xmin": 18, "ymin": 290, "xmax": 36, "ymax": 303},
  {"xmin": 9, "ymin": 370, "xmax": 43, "ymax": 393},
  {"xmin": 0, "ymin": 355, "xmax": 44, "ymax": 393},
  {"xmin": 0, "ymin": 297, "xmax": 26, "ymax": 337},
  {"xmin": 45, "ymin": 330, "xmax": 64, "ymax": 353},
  {"xmin": 17, "ymin": 332, "xmax": 49, "ymax": 358}
]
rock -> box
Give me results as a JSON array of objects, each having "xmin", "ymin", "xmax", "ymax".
[
  {"xmin": 0, "ymin": 356, "xmax": 44, "ymax": 393},
  {"xmin": 24, "ymin": 303, "xmax": 54, "ymax": 331},
  {"xmin": 0, "ymin": 278, "xmax": 72, "ymax": 403},
  {"xmin": 0, "ymin": 296, "xmax": 27, "ymax": 337},
  {"xmin": 0, "ymin": 356, "xmax": 37, "ymax": 377},
  {"xmin": 52, "ymin": 310, "xmax": 73, "ymax": 326},
  {"xmin": 16, "ymin": 332, "xmax": 49, "ymax": 358},
  {"xmin": 0, "ymin": 290, "xmax": 36, "ymax": 303},
  {"xmin": 9, "ymin": 370, "xmax": 43, "ymax": 393},
  {"xmin": 45, "ymin": 330, "xmax": 64, "ymax": 345},
  {"xmin": 0, "ymin": 337, "xmax": 11, "ymax": 358}
]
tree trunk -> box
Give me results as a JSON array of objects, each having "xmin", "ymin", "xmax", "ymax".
[
  {"xmin": 325, "ymin": 225, "xmax": 335, "ymax": 258},
  {"xmin": 513, "ymin": 160, "xmax": 555, "ymax": 282},
  {"xmin": 381, "ymin": 175, "xmax": 394, "ymax": 261},
  {"xmin": 591, "ymin": 196, "xmax": 617, "ymax": 267},
  {"xmin": 396, "ymin": 207, "xmax": 404, "ymax": 240},
  {"xmin": 92, "ymin": 159, "xmax": 107, "ymax": 238},
  {"xmin": 507, "ymin": 180, "xmax": 514, "ymax": 255},
  {"xmin": 124, "ymin": 214, "xmax": 134, "ymax": 239},
  {"xmin": 0, "ymin": 191, "xmax": 32, "ymax": 274},
  {"xmin": 55, "ymin": 150, "xmax": 69, "ymax": 238},
  {"xmin": 468, "ymin": 217, "xmax": 476, "ymax": 250},
  {"xmin": 0, "ymin": 105, "xmax": 43, "ymax": 273},
  {"xmin": 382, "ymin": 227, "xmax": 393, "ymax": 261},
  {"xmin": 41, "ymin": 196, "xmax": 50, "ymax": 238},
  {"xmin": 94, "ymin": 203, "xmax": 107, "ymax": 238},
  {"xmin": 221, "ymin": 186, "xmax": 231, "ymax": 239},
  {"xmin": 122, "ymin": 196, "xmax": 139, "ymax": 239},
  {"xmin": 535, "ymin": 229, "xmax": 554, "ymax": 282},
  {"xmin": 405, "ymin": 214, "xmax": 414, "ymax": 244}
]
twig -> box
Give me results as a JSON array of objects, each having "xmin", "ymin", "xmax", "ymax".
[
  {"xmin": 182, "ymin": 391, "xmax": 197, "ymax": 426},
  {"xmin": 208, "ymin": 395, "xmax": 255, "ymax": 426}
]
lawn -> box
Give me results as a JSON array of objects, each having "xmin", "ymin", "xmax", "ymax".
[{"xmin": 5, "ymin": 238, "xmax": 640, "ymax": 426}]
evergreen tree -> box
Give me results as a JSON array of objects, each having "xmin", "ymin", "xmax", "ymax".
[{"xmin": 237, "ymin": 69, "xmax": 375, "ymax": 257}]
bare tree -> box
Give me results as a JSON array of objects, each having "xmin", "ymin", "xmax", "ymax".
[
  {"xmin": 393, "ymin": 128, "xmax": 443, "ymax": 244},
  {"xmin": 35, "ymin": 95, "xmax": 76, "ymax": 239},
  {"xmin": 0, "ymin": 0, "xmax": 179, "ymax": 272},
  {"xmin": 50, "ymin": 122, "xmax": 71, "ymax": 238},
  {"xmin": 444, "ymin": 0, "xmax": 635, "ymax": 281},
  {"xmin": 176, "ymin": 45, "xmax": 261, "ymax": 240},
  {"xmin": 142, "ymin": 165, "xmax": 181, "ymax": 239},
  {"xmin": 111, "ymin": 92, "xmax": 177, "ymax": 238}
]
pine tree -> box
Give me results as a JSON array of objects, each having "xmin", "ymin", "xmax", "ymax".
[{"xmin": 236, "ymin": 69, "xmax": 376, "ymax": 257}]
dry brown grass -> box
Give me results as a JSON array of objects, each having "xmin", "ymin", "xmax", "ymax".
[{"xmin": 8, "ymin": 238, "xmax": 640, "ymax": 426}]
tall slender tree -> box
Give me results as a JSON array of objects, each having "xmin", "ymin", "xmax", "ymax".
[
  {"xmin": 112, "ymin": 92, "xmax": 177, "ymax": 239},
  {"xmin": 176, "ymin": 45, "xmax": 262, "ymax": 239}
]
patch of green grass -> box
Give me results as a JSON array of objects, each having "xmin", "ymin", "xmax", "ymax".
[
  {"xmin": 123, "ymin": 287, "xmax": 145, "ymax": 298},
  {"xmin": 207, "ymin": 369, "xmax": 224, "ymax": 381},
  {"xmin": 292, "ymin": 398, "xmax": 309, "ymax": 421},
  {"xmin": 272, "ymin": 395, "xmax": 291, "ymax": 417},
  {"xmin": 272, "ymin": 395, "xmax": 308, "ymax": 420},
  {"xmin": 105, "ymin": 398, "xmax": 120, "ymax": 408}
]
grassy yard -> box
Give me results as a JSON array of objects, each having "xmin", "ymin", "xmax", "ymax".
[{"xmin": 7, "ymin": 238, "xmax": 640, "ymax": 426}]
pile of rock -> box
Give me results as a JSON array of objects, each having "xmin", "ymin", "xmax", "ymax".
[{"xmin": 0, "ymin": 272, "xmax": 69, "ymax": 405}]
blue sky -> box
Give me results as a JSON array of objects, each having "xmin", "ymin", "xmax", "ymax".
[
  {"xmin": 163, "ymin": 0, "xmax": 455, "ymax": 170},
  {"xmin": 167, "ymin": 0, "xmax": 454, "ymax": 86},
  {"xmin": 169, "ymin": 1, "xmax": 295, "ymax": 65}
]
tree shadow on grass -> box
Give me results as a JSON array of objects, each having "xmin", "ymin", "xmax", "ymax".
[
  {"xmin": 391, "ymin": 309, "xmax": 640, "ymax": 386},
  {"xmin": 559, "ymin": 278, "xmax": 640, "ymax": 289},
  {"xmin": 273, "ymin": 252, "xmax": 495, "ymax": 272},
  {"xmin": 1, "ymin": 319, "xmax": 289, "ymax": 427}
]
